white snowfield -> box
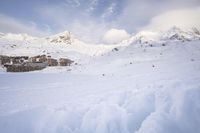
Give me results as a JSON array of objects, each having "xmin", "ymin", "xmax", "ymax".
[{"xmin": 0, "ymin": 27, "xmax": 200, "ymax": 133}]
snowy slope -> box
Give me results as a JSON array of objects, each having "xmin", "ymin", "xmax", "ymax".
[{"xmin": 0, "ymin": 27, "xmax": 200, "ymax": 133}]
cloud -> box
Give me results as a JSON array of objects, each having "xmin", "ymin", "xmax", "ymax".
[
  {"xmin": 1, "ymin": 0, "xmax": 199, "ymax": 43},
  {"xmin": 101, "ymin": 3, "xmax": 117, "ymax": 19},
  {"xmin": 86, "ymin": 0, "xmax": 99, "ymax": 13},
  {"xmin": 116, "ymin": 0, "xmax": 200, "ymax": 33},
  {"xmin": 69, "ymin": 21, "xmax": 110, "ymax": 43},
  {"xmin": 143, "ymin": 7, "xmax": 200, "ymax": 31},
  {"xmin": 65, "ymin": 0, "xmax": 80, "ymax": 7},
  {"xmin": 35, "ymin": 0, "xmax": 200, "ymax": 43},
  {"xmin": 0, "ymin": 14, "xmax": 49, "ymax": 37},
  {"xmin": 102, "ymin": 28, "xmax": 130, "ymax": 44}
]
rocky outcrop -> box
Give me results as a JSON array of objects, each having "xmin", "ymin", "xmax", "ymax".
[{"xmin": 50, "ymin": 31, "xmax": 72, "ymax": 44}]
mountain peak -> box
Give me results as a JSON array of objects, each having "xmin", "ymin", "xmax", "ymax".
[
  {"xmin": 47, "ymin": 31, "xmax": 74, "ymax": 44},
  {"xmin": 162, "ymin": 26, "xmax": 200, "ymax": 41}
]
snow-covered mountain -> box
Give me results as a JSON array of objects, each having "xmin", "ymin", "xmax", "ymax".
[
  {"xmin": 0, "ymin": 27, "xmax": 199, "ymax": 62},
  {"xmin": 0, "ymin": 31, "xmax": 119, "ymax": 61},
  {"xmin": 119, "ymin": 26, "xmax": 200, "ymax": 47}
]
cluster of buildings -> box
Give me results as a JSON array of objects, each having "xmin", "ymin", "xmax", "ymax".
[{"xmin": 0, "ymin": 55, "xmax": 74, "ymax": 72}]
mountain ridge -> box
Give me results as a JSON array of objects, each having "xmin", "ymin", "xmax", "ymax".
[{"xmin": 0, "ymin": 26, "xmax": 199, "ymax": 61}]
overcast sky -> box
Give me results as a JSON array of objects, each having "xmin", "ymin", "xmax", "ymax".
[{"xmin": 0, "ymin": 0, "xmax": 200, "ymax": 42}]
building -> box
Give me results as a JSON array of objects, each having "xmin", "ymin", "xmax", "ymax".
[
  {"xmin": 1, "ymin": 54, "xmax": 74, "ymax": 72},
  {"xmin": 0, "ymin": 55, "xmax": 29, "ymax": 65},
  {"xmin": 59, "ymin": 58, "xmax": 74, "ymax": 66},
  {"xmin": 4, "ymin": 62, "xmax": 47, "ymax": 72},
  {"xmin": 29, "ymin": 55, "xmax": 47, "ymax": 63},
  {"xmin": 47, "ymin": 56, "xmax": 58, "ymax": 66}
]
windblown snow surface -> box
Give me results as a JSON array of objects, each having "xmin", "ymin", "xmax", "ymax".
[{"xmin": 0, "ymin": 28, "xmax": 200, "ymax": 133}]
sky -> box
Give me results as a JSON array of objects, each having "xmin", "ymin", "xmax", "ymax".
[{"xmin": 0, "ymin": 0, "xmax": 200, "ymax": 43}]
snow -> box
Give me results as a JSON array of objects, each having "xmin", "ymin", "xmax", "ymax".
[{"xmin": 0, "ymin": 27, "xmax": 200, "ymax": 133}]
